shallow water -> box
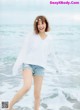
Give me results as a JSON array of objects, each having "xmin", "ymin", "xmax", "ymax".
[{"xmin": 0, "ymin": 24, "xmax": 80, "ymax": 110}]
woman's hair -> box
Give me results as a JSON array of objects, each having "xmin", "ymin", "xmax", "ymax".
[{"xmin": 34, "ymin": 15, "xmax": 50, "ymax": 34}]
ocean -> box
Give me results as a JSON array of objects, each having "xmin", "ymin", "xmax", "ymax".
[{"xmin": 0, "ymin": 24, "xmax": 80, "ymax": 110}]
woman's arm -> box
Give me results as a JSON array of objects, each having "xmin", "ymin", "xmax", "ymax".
[
  {"xmin": 48, "ymin": 37, "xmax": 61, "ymax": 73},
  {"xmin": 12, "ymin": 35, "xmax": 30, "ymax": 76}
]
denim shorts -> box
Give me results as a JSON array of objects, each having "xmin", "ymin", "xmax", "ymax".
[{"xmin": 22, "ymin": 63, "xmax": 45, "ymax": 76}]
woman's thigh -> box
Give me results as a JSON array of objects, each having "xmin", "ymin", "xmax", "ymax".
[
  {"xmin": 22, "ymin": 69, "xmax": 33, "ymax": 88},
  {"xmin": 33, "ymin": 75, "xmax": 44, "ymax": 96}
]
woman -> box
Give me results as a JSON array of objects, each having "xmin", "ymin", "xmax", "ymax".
[{"xmin": 7, "ymin": 15, "xmax": 58, "ymax": 110}]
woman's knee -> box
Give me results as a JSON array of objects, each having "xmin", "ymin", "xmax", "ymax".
[
  {"xmin": 23, "ymin": 84, "xmax": 31, "ymax": 92},
  {"xmin": 34, "ymin": 92, "xmax": 40, "ymax": 100}
]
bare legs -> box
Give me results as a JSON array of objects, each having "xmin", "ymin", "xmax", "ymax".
[
  {"xmin": 33, "ymin": 76, "xmax": 43, "ymax": 110},
  {"xmin": 7, "ymin": 70, "xmax": 43, "ymax": 110},
  {"xmin": 8, "ymin": 69, "xmax": 32, "ymax": 110}
]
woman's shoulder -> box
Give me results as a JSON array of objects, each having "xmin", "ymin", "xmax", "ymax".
[
  {"xmin": 46, "ymin": 32, "xmax": 54, "ymax": 40},
  {"xmin": 24, "ymin": 32, "xmax": 35, "ymax": 40}
]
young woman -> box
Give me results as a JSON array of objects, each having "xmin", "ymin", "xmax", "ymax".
[{"xmin": 7, "ymin": 15, "xmax": 58, "ymax": 110}]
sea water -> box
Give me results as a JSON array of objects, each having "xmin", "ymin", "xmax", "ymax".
[{"xmin": 0, "ymin": 24, "xmax": 80, "ymax": 110}]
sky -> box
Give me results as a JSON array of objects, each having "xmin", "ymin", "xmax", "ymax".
[{"xmin": 0, "ymin": 0, "xmax": 80, "ymax": 25}]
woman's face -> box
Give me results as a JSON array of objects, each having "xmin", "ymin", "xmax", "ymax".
[{"xmin": 37, "ymin": 20, "xmax": 46, "ymax": 33}]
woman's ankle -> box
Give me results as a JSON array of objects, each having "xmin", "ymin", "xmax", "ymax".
[{"xmin": 8, "ymin": 102, "xmax": 13, "ymax": 110}]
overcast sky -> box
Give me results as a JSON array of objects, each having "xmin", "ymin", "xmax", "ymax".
[{"xmin": 0, "ymin": 0, "xmax": 80, "ymax": 25}]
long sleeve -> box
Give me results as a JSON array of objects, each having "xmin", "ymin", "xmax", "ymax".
[
  {"xmin": 48, "ymin": 37, "xmax": 61, "ymax": 73},
  {"xmin": 12, "ymin": 35, "xmax": 30, "ymax": 76},
  {"xmin": 52, "ymin": 49, "xmax": 61, "ymax": 73}
]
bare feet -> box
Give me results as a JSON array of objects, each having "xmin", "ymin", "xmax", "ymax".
[
  {"xmin": 6, "ymin": 108, "xmax": 15, "ymax": 110},
  {"xmin": 6, "ymin": 102, "xmax": 15, "ymax": 110},
  {"xmin": 6, "ymin": 107, "xmax": 15, "ymax": 110}
]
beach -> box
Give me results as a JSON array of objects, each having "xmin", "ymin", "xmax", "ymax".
[{"xmin": 0, "ymin": 24, "xmax": 80, "ymax": 110}]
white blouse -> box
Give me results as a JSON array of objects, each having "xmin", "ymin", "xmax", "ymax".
[{"xmin": 12, "ymin": 33, "xmax": 59, "ymax": 76}]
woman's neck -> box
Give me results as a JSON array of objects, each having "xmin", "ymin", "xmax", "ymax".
[{"xmin": 39, "ymin": 32, "xmax": 47, "ymax": 39}]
